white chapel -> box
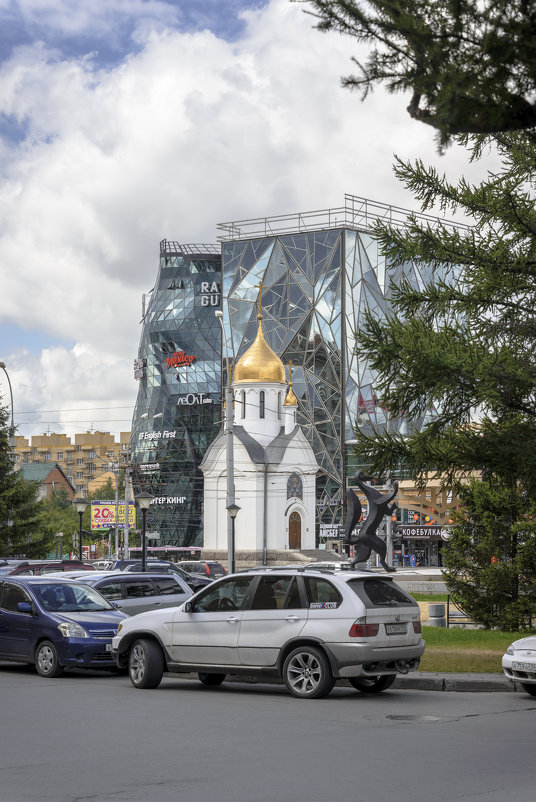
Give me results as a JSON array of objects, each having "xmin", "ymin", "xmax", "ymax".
[{"xmin": 200, "ymin": 308, "xmax": 319, "ymax": 556}]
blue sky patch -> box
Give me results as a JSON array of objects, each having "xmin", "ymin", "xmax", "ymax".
[
  {"xmin": 0, "ymin": 323, "xmax": 74, "ymax": 356},
  {"xmin": 0, "ymin": 1, "xmax": 269, "ymax": 67}
]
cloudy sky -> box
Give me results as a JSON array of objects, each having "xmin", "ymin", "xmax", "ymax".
[{"xmin": 0, "ymin": 0, "xmax": 490, "ymax": 443}]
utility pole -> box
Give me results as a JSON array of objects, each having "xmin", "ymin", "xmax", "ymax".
[
  {"xmin": 0, "ymin": 361, "xmax": 15, "ymax": 458},
  {"xmin": 124, "ymin": 462, "xmax": 131, "ymax": 559},
  {"xmin": 215, "ymin": 310, "xmax": 236, "ymax": 574}
]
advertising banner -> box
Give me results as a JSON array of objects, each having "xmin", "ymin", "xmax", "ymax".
[{"xmin": 91, "ymin": 501, "xmax": 136, "ymax": 530}]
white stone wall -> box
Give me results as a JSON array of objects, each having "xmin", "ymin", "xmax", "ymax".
[
  {"xmin": 233, "ymin": 381, "xmax": 288, "ymax": 446},
  {"xmin": 202, "ymin": 430, "xmax": 318, "ymax": 553}
]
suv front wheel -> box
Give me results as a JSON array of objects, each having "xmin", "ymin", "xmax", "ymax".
[
  {"xmin": 283, "ymin": 646, "xmax": 335, "ymax": 699},
  {"xmin": 128, "ymin": 639, "xmax": 164, "ymax": 689}
]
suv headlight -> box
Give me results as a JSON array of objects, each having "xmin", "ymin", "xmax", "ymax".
[
  {"xmin": 58, "ymin": 622, "xmax": 89, "ymax": 639},
  {"xmin": 506, "ymin": 645, "xmax": 515, "ymax": 656}
]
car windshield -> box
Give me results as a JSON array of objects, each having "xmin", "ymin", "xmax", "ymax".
[{"xmin": 33, "ymin": 582, "xmax": 114, "ymax": 612}]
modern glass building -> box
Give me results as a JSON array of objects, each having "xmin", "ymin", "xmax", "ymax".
[
  {"xmin": 131, "ymin": 241, "xmax": 222, "ymax": 547},
  {"xmin": 218, "ymin": 195, "xmax": 467, "ymax": 543}
]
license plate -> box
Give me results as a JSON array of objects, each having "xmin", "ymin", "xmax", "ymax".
[
  {"xmin": 512, "ymin": 661, "xmax": 535, "ymax": 672},
  {"xmin": 105, "ymin": 643, "xmax": 112, "ymax": 652},
  {"xmin": 385, "ymin": 623, "xmax": 407, "ymax": 635}
]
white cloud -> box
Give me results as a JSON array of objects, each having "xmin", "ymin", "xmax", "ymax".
[{"xmin": 0, "ymin": 0, "xmax": 495, "ymax": 440}]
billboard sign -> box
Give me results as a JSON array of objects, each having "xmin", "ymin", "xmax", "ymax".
[
  {"xmin": 319, "ymin": 524, "xmax": 345, "ymax": 540},
  {"xmin": 91, "ymin": 501, "xmax": 136, "ymax": 530}
]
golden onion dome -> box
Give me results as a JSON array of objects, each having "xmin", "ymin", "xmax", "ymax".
[
  {"xmin": 283, "ymin": 385, "xmax": 298, "ymax": 407},
  {"xmin": 234, "ymin": 313, "xmax": 286, "ymax": 384}
]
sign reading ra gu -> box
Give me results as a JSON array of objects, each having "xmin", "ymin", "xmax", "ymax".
[{"xmin": 198, "ymin": 281, "xmax": 220, "ymax": 307}]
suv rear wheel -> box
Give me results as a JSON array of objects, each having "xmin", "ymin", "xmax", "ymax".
[
  {"xmin": 129, "ymin": 639, "xmax": 164, "ymax": 689},
  {"xmin": 349, "ymin": 675, "xmax": 397, "ymax": 694},
  {"xmin": 283, "ymin": 646, "xmax": 335, "ymax": 699}
]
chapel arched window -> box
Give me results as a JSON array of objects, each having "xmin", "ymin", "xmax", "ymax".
[{"xmin": 287, "ymin": 473, "xmax": 303, "ymax": 500}]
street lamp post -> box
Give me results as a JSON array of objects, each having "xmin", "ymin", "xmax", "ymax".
[
  {"xmin": 215, "ymin": 310, "xmax": 236, "ymax": 575},
  {"xmin": 108, "ymin": 460, "xmax": 121, "ymax": 558},
  {"xmin": 135, "ymin": 492, "xmax": 155, "ymax": 572},
  {"xmin": 226, "ymin": 504, "xmax": 240, "ymax": 574},
  {"xmin": 0, "ymin": 361, "xmax": 15, "ymax": 457},
  {"xmin": 73, "ymin": 498, "xmax": 88, "ymax": 561}
]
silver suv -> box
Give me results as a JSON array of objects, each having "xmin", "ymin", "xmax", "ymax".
[{"xmin": 112, "ymin": 567, "xmax": 424, "ymax": 699}]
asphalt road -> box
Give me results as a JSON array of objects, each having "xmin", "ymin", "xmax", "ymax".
[{"xmin": 1, "ymin": 663, "xmax": 535, "ymax": 802}]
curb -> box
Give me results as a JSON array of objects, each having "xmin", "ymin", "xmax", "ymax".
[
  {"xmin": 191, "ymin": 671, "xmax": 515, "ymax": 693},
  {"xmin": 393, "ymin": 672, "xmax": 513, "ymax": 692}
]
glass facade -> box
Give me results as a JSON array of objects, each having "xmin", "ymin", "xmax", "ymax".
[
  {"xmin": 131, "ymin": 241, "xmax": 222, "ymax": 546},
  {"xmin": 221, "ymin": 211, "xmax": 459, "ymax": 541}
]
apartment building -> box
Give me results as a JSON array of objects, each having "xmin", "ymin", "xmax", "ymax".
[{"xmin": 13, "ymin": 430, "xmax": 131, "ymax": 496}]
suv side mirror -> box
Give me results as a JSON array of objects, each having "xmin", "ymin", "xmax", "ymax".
[{"xmin": 184, "ymin": 601, "xmax": 193, "ymax": 613}]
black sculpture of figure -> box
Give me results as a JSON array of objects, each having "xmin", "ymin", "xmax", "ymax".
[{"xmin": 344, "ymin": 471, "xmax": 398, "ymax": 572}]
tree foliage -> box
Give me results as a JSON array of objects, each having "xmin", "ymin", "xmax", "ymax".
[
  {"xmin": 300, "ymin": 0, "xmax": 536, "ymax": 146},
  {"xmin": 0, "ymin": 400, "xmax": 49, "ymax": 558},
  {"xmin": 349, "ymin": 131, "xmax": 536, "ymax": 627},
  {"xmin": 353, "ymin": 132, "xmax": 536, "ymax": 494},
  {"xmin": 442, "ymin": 479, "xmax": 536, "ymax": 630}
]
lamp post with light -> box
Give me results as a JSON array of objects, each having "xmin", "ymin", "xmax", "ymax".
[
  {"xmin": 225, "ymin": 503, "xmax": 240, "ymax": 574},
  {"xmin": 0, "ymin": 360, "xmax": 15, "ymax": 457},
  {"xmin": 73, "ymin": 498, "xmax": 88, "ymax": 561},
  {"xmin": 135, "ymin": 492, "xmax": 154, "ymax": 572}
]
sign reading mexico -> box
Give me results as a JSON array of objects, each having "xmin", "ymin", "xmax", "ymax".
[{"xmin": 91, "ymin": 501, "xmax": 136, "ymax": 530}]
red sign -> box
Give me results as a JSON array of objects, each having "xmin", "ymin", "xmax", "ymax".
[{"xmin": 165, "ymin": 351, "xmax": 196, "ymax": 369}]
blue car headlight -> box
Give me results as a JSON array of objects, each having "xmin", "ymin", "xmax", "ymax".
[{"xmin": 57, "ymin": 622, "xmax": 89, "ymax": 639}]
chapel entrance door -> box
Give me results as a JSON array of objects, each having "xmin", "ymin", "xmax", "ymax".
[{"xmin": 289, "ymin": 512, "xmax": 301, "ymax": 549}]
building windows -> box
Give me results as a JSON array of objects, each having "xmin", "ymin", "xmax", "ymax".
[
  {"xmin": 241, "ymin": 390, "xmax": 246, "ymax": 419},
  {"xmin": 259, "ymin": 391, "xmax": 265, "ymax": 419},
  {"xmin": 88, "ymin": 464, "xmax": 96, "ymax": 473},
  {"xmin": 44, "ymin": 452, "xmax": 51, "ymax": 461},
  {"xmin": 57, "ymin": 452, "xmax": 63, "ymax": 460},
  {"xmin": 76, "ymin": 472, "xmax": 84, "ymax": 479},
  {"xmin": 88, "ymin": 450, "xmax": 96, "ymax": 458},
  {"xmin": 77, "ymin": 458, "xmax": 84, "ymax": 466}
]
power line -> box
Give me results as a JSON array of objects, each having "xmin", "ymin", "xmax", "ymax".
[{"xmin": 16, "ymin": 405, "xmax": 135, "ymax": 415}]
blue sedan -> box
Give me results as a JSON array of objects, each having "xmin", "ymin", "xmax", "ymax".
[{"xmin": 0, "ymin": 576, "xmax": 127, "ymax": 677}]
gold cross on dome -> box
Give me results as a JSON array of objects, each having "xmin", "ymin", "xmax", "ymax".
[{"xmin": 254, "ymin": 280, "xmax": 264, "ymax": 315}]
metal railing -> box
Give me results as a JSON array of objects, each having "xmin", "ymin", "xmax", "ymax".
[
  {"xmin": 159, "ymin": 240, "xmax": 220, "ymax": 256},
  {"xmin": 217, "ymin": 193, "xmax": 470, "ymax": 242}
]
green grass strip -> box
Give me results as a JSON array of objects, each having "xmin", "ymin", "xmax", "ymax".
[{"xmin": 419, "ymin": 626, "xmax": 527, "ymax": 673}]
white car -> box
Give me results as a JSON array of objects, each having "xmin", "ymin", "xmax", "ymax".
[
  {"xmin": 502, "ymin": 635, "xmax": 536, "ymax": 696},
  {"xmin": 112, "ymin": 566, "xmax": 424, "ymax": 699}
]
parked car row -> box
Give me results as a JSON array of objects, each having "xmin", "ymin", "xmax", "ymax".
[
  {"xmin": 2, "ymin": 562, "xmax": 534, "ymax": 700},
  {"xmin": 0, "ymin": 565, "xmax": 427, "ymax": 697},
  {"xmin": 0, "ymin": 559, "xmax": 224, "ymax": 593},
  {"xmin": 0, "ymin": 559, "xmax": 96, "ymax": 576}
]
